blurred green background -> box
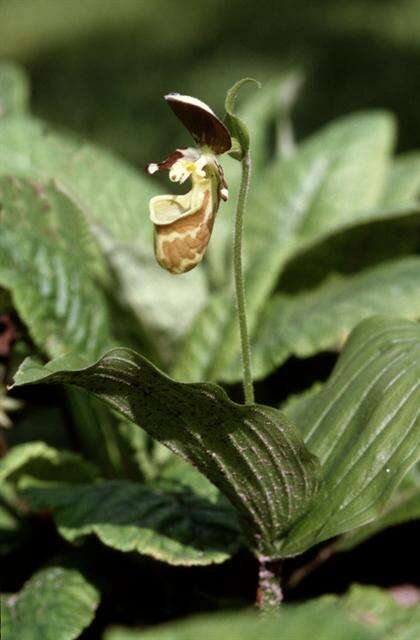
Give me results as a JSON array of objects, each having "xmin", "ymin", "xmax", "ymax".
[{"xmin": 1, "ymin": 0, "xmax": 420, "ymax": 167}]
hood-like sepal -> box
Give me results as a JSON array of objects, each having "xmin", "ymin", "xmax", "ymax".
[{"xmin": 165, "ymin": 93, "xmax": 231, "ymax": 155}]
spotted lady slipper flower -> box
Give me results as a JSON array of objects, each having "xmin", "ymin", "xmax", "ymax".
[{"xmin": 147, "ymin": 94, "xmax": 231, "ymax": 274}]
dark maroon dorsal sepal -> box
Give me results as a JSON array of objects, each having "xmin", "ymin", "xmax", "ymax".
[{"xmin": 165, "ymin": 93, "xmax": 231, "ymax": 155}]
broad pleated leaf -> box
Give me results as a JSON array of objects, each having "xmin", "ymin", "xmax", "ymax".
[
  {"xmin": 381, "ymin": 152, "xmax": 420, "ymax": 206},
  {"xmin": 13, "ymin": 350, "xmax": 321, "ymax": 558},
  {"xmin": 284, "ymin": 385, "xmax": 420, "ymax": 552},
  {"xmin": 277, "ymin": 204, "xmax": 420, "ymax": 294},
  {"xmin": 172, "ymin": 112, "xmax": 396, "ymax": 382},
  {"xmin": 0, "ymin": 441, "xmax": 99, "ymax": 485},
  {"xmin": 249, "ymin": 257, "xmax": 420, "ymax": 380},
  {"xmin": 0, "ymin": 62, "xmax": 29, "ymax": 118},
  {"xmin": 280, "ymin": 316, "xmax": 420, "ymax": 555},
  {"xmin": 0, "ymin": 175, "xmax": 113, "ymax": 358},
  {"xmin": 338, "ymin": 463, "xmax": 420, "ymax": 551},
  {"xmin": 0, "ymin": 115, "xmax": 207, "ymax": 347},
  {"xmin": 20, "ymin": 479, "xmax": 241, "ymax": 565},
  {"xmin": 105, "ymin": 584, "xmax": 420, "ymax": 640},
  {"xmin": 1, "ymin": 567, "xmax": 99, "ymax": 640}
]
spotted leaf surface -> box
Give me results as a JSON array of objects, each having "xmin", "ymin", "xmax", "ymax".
[{"xmin": 13, "ymin": 350, "xmax": 320, "ymax": 558}]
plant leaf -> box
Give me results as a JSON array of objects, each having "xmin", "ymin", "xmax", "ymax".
[
  {"xmin": 20, "ymin": 479, "xmax": 241, "ymax": 566},
  {"xmin": 0, "ymin": 62, "xmax": 29, "ymax": 118},
  {"xmin": 250, "ymin": 257, "xmax": 420, "ymax": 380},
  {"xmin": 0, "ymin": 176, "xmax": 113, "ymax": 358},
  {"xmin": 105, "ymin": 584, "xmax": 420, "ymax": 640},
  {"xmin": 284, "ymin": 384, "xmax": 420, "ymax": 553},
  {"xmin": 0, "ymin": 115, "xmax": 207, "ymax": 350},
  {"xmin": 343, "ymin": 584, "xmax": 420, "ymax": 640},
  {"xmin": 0, "ymin": 482, "xmax": 27, "ymax": 555},
  {"xmin": 0, "ymin": 441, "xmax": 99, "ymax": 485},
  {"xmin": 172, "ymin": 111, "xmax": 396, "ymax": 382},
  {"xmin": 277, "ymin": 204, "xmax": 420, "ymax": 293},
  {"xmin": 337, "ymin": 462, "xmax": 420, "ymax": 552},
  {"xmin": 12, "ymin": 349, "xmax": 321, "ymax": 558},
  {"xmin": 104, "ymin": 604, "xmax": 374, "ymax": 640},
  {"xmin": 1, "ymin": 566, "xmax": 99, "ymax": 640},
  {"xmin": 279, "ymin": 316, "xmax": 420, "ymax": 556},
  {"xmin": 381, "ymin": 152, "xmax": 420, "ymax": 207}
]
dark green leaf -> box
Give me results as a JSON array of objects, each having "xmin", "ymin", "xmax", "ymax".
[
  {"xmin": 0, "ymin": 483, "xmax": 26, "ymax": 555},
  {"xmin": 381, "ymin": 152, "xmax": 420, "ymax": 207},
  {"xmin": 1, "ymin": 566, "xmax": 99, "ymax": 640},
  {"xmin": 64, "ymin": 387, "xmax": 129, "ymax": 479},
  {"xmin": 21, "ymin": 479, "xmax": 241, "ymax": 566},
  {"xmin": 13, "ymin": 349, "xmax": 320, "ymax": 558}
]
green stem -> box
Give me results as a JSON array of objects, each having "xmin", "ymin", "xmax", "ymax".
[{"xmin": 233, "ymin": 151, "xmax": 255, "ymax": 405}]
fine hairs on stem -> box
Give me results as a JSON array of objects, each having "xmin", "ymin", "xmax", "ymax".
[
  {"xmin": 233, "ymin": 150, "xmax": 255, "ymax": 405},
  {"xmin": 233, "ymin": 147, "xmax": 282, "ymax": 610}
]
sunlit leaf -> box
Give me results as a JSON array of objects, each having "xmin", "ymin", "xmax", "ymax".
[
  {"xmin": 105, "ymin": 584, "xmax": 420, "ymax": 640},
  {"xmin": 0, "ymin": 62, "xmax": 29, "ymax": 118},
  {"xmin": 0, "ymin": 441, "xmax": 99, "ymax": 486},
  {"xmin": 0, "ymin": 176, "xmax": 113, "ymax": 358},
  {"xmin": 1, "ymin": 566, "xmax": 99, "ymax": 640},
  {"xmin": 381, "ymin": 152, "xmax": 420, "ymax": 207},
  {"xmin": 250, "ymin": 257, "xmax": 420, "ymax": 380},
  {"xmin": 0, "ymin": 116, "xmax": 207, "ymax": 351}
]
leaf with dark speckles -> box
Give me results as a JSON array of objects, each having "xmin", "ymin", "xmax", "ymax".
[{"xmin": 12, "ymin": 349, "xmax": 321, "ymax": 558}]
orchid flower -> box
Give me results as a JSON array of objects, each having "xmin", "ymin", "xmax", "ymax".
[{"xmin": 147, "ymin": 94, "xmax": 231, "ymax": 274}]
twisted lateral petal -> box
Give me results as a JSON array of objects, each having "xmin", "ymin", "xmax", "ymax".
[{"xmin": 165, "ymin": 93, "xmax": 232, "ymax": 155}]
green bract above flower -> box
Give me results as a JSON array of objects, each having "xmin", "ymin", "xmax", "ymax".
[{"xmin": 147, "ymin": 94, "xmax": 231, "ymax": 275}]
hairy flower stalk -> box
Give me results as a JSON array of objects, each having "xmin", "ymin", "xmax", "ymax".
[{"xmin": 233, "ymin": 150, "xmax": 254, "ymax": 405}]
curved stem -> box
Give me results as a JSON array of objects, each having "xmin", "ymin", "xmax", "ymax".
[{"xmin": 233, "ymin": 151, "xmax": 255, "ymax": 405}]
